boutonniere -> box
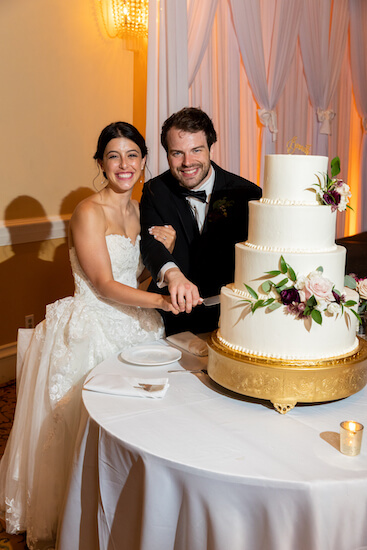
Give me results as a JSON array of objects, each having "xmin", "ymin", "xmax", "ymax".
[{"xmin": 208, "ymin": 197, "xmax": 235, "ymax": 223}]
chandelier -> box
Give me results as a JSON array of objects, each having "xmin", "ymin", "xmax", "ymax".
[{"xmin": 100, "ymin": 0, "xmax": 149, "ymax": 40}]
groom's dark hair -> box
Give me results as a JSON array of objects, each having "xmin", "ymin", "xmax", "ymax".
[{"xmin": 161, "ymin": 107, "xmax": 217, "ymax": 152}]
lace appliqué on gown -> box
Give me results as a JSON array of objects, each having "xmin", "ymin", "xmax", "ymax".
[{"xmin": 0, "ymin": 234, "xmax": 164, "ymax": 549}]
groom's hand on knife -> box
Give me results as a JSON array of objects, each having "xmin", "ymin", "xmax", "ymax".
[{"xmin": 165, "ymin": 268, "xmax": 203, "ymax": 313}]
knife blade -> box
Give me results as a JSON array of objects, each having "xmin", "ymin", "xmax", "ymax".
[{"xmin": 202, "ymin": 295, "xmax": 221, "ymax": 306}]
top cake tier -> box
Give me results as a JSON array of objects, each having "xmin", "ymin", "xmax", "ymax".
[{"xmin": 262, "ymin": 154, "xmax": 328, "ymax": 204}]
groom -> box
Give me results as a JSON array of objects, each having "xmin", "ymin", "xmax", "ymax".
[{"xmin": 140, "ymin": 107, "xmax": 262, "ymax": 335}]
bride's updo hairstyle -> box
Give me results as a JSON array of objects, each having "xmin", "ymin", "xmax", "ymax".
[{"xmin": 94, "ymin": 122, "xmax": 148, "ymax": 161}]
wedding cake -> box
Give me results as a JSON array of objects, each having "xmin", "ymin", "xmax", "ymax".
[
  {"xmin": 217, "ymin": 154, "xmax": 359, "ymax": 360},
  {"xmin": 207, "ymin": 154, "xmax": 367, "ymax": 413}
]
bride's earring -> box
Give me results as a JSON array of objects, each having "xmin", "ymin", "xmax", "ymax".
[{"xmin": 101, "ymin": 170, "xmax": 108, "ymax": 186}]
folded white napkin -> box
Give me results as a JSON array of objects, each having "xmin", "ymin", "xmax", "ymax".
[
  {"xmin": 84, "ymin": 373, "xmax": 169, "ymax": 399},
  {"xmin": 166, "ymin": 331, "xmax": 208, "ymax": 357}
]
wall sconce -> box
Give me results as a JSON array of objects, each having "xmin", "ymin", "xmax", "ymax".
[{"xmin": 99, "ymin": 0, "xmax": 149, "ymax": 40}]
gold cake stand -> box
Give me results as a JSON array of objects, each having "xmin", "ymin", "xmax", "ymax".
[{"xmin": 207, "ymin": 331, "xmax": 367, "ymax": 414}]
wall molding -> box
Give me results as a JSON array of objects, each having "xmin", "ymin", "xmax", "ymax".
[{"xmin": 0, "ymin": 215, "xmax": 71, "ymax": 246}]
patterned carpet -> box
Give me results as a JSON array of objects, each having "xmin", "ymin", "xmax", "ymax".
[{"xmin": 0, "ymin": 382, "xmax": 28, "ymax": 549}]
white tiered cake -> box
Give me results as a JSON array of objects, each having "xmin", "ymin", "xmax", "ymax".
[
  {"xmin": 218, "ymin": 154, "xmax": 359, "ymax": 360},
  {"xmin": 207, "ymin": 154, "xmax": 367, "ymax": 413}
]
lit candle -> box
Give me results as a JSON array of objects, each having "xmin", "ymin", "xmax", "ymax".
[{"xmin": 340, "ymin": 421, "xmax": 364, "ymax": 456}]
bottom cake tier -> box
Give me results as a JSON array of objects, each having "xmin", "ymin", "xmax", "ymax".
[
  {"xmin": 207, "ymin": 331, "xmax": 367, "ymax": 414},
  {"xmin": 219, "ymin": 284, "xmax": 359, "ymax": 360}
]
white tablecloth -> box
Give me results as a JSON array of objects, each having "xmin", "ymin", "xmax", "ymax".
[{"xmin": 57, "ymin": 341, "xmax": 367, "ymax": 550}]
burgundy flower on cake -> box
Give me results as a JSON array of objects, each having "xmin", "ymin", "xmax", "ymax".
[
  {"xmin": 280, "ymin": 288, "xmax": 300, "ymax": 305},
  {"xmin": 323, "ymin": 189, "xmax": 341, "ymax": 208}
]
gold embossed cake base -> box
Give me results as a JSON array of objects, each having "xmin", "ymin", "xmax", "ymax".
[{"xmin": 207, "ymin": 331, "xmax": 367, "ymax": 414}]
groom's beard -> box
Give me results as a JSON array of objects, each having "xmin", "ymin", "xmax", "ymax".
[{"xmin": 174, "ymin": 161, "xmax": 212, "ymax": 190}]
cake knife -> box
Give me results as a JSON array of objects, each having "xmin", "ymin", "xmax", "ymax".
[{"xmin": 202, "ymin": 295, "xmax": 220, "ymax": 306}]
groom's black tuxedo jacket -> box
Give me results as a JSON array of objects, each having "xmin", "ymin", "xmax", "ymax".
[{"xmin": 140, "ymin": 161, "xmax": 262, "ymax": 333}]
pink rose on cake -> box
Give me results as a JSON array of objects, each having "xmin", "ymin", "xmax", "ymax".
[
  {"xmin": 357, "ymin": 278, "xmax": 367, "ymax": 300},
  {"xmin": 302, "ymin": 271, "xmax": 334, "ymax": 303},
  {"xmin": 345, "ymin": 274, "xmax": 367, "ymax": 318}
]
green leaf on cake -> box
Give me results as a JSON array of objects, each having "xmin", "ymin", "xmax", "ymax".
[
  {"xmin": 287, "ymin": 264, "xmax": 297, "ymax": 282},
  {"xmin": 306, "ymin": 295, "xmax": 317, "ymax": 307},
  {"xmin": 344, "ymin": 275, "xmax": 357, "ymax": 289},
  {"xmin": 280, "ymin": 256, "xmax": 287, "ymax": 274},
  {"xmin": 344, "ymin": 300, "xmax": 357, "ymax": 307},
  {"xmin": 275, "ymin": 278, "xmax": 289, "ymax": 291},
  {"xmin": 265, "ymin": 270, "xmax": 282, "ymax": 277},
  {"xmin": 316, "ymin": 266, "xmax": 323, "ymax": 273},
  {"xmin": 251, "ymin": 300, "xmax": 265, "ymax": 313},
  {"xmin": 303, "ymin": 295, "xmax": 317, "ymax": 317},
  {"xmin": 245, "ymin": 284, "xmax": 258, "ymax": 300},
  {"xmin": 262, "ymin": 298, "xmax": 275, "ymax": 307},
  {"xmin": 268, "ymin": 302, "xmax": 282, "ymax": 311},
  {"xmin": 330, "ymin": 156, "xmax": 340, "ymax": 178},
  {"xmin": 350, "ymin": 309, "xmax": 362, "ymax": 324},
  {"xmin": 311, "ymin": 309, "xmax": 322, "ymax": 325},
  {"xmin": 261, "ymin": 280, "xmax": 273, "ymax": 293}
]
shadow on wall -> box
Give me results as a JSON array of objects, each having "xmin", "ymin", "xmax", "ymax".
[
  {"xmin": 0, "ymin": 189, "xmax": 94, "ymax": 346},
  {"xmin": 0, "ymin": 196, "xmax": 53, "ymax": 345}
]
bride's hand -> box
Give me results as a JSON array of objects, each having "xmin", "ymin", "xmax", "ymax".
[
  {"xmin": 159, "ymin": 295, "xmax": 180, "ymax": 315},
  {"xmin": 149, "ymin": 225, "xmax": 176, "ymax": 253}
]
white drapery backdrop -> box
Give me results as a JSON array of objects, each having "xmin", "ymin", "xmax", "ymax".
[
  {"xmin": 299, "ymin": 0, "xmax": 349, "ymax": 156},
  {"xmin": 146, "ymin": 0, "xmax": 366, "ymax": 236}
]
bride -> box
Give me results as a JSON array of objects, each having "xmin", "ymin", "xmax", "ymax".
[{"xmin": 0, "ymin": 122, "xmax": 179, "ymax": 549}]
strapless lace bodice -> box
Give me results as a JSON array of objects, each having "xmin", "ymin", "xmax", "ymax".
[{"xmin": 70, "ymin": 234, "xmax": 144, "ymax": 301}]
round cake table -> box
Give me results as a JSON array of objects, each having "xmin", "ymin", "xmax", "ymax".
[{"xmin": 57, "ymin": 340, "xmax": 367, "ymax": 550}]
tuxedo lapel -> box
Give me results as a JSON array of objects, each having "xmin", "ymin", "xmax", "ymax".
[
  {"xmin": 202, "ymin": 163, "xmax": 227, "ymax": 234},
  {"xmin": 170, "ymin": 185, "xmax": 200, "ymax": 243}
]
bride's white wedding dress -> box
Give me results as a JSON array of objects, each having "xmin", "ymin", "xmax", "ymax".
[{"xmin": 0, "ymin": 234, "xmax": 164, "ymax": 549}]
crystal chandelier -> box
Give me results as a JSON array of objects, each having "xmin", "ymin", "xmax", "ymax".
[{"xmin": 100, "ymin": 0, "xmax": 149, "ymax": 39}]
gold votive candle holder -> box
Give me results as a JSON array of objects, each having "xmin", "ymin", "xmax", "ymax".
[{"xmin": 340, "ymin": 421, "xmax": 364, "ymax": 456}]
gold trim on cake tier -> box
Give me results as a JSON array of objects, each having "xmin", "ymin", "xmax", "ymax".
[{"xmin": 207, "ymin": 331, "xmax": 367, "ymax": 414}]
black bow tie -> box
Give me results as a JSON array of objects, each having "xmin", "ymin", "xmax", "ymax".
[{"xmin": 178, "ymin": 187, "xmax": 207, "ymax": 203}]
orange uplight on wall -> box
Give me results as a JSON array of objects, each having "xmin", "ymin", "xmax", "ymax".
[{"xmin": 100, "ymin": 0, "xmax": 149, "ymax": 40}]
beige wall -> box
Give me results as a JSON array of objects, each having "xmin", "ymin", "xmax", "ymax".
[
  {"xmin": 0, "ymin": 0, "xmax": 147, "ymax": 358},
  {"xmin": 0, "ymin": 0, "xmax": 139, "ymax": 216}
]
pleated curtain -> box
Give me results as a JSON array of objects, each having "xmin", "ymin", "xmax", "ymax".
[{"xmin": 146, "ymin": 0, "xmax": 367, "ymax": 235}]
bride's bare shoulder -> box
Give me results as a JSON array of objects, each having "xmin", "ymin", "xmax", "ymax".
[{"xmin": 70, "ymin": 195, "xmax": 107, "ymax": 234}]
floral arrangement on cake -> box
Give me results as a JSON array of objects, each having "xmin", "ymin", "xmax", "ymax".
[
  {"xmin": 345, "ymin": 273, "xmax": 367, "ymax": 316},
  {"xmin": 243, "ymin": 256, "xmax": 360, "ymax": 326},
  {"xmin": 313, "ymin": 156, "xmax": 351, "ymax": 212},
  {"xmin": 314, "ymin": 157, "xmax": 352, "ymax": 212}
]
